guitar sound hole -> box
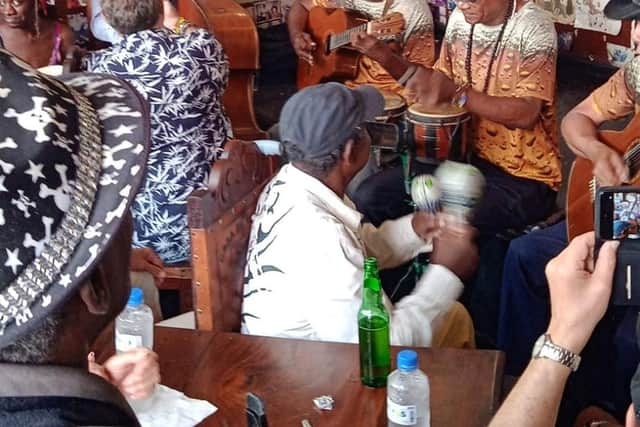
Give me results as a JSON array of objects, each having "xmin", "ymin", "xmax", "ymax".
[{"xmin": 324, "ymin": 35, "xmax": 331, "ymax": 55}]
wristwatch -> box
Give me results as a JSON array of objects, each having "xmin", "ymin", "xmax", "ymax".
[{"xmin": 531, "ymin": 333, "xmax": 581, "ymax": 372}]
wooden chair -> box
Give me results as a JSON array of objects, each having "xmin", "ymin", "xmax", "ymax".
[
  {"xmin": 159, "ymin": 264, "xmax": 193, "ymax": 315},
  {"xmin": 187, "ymin": 140, "xmax": 279, "ymax": 332}
]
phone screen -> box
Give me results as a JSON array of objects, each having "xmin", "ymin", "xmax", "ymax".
[{"xmin": 599, "ymin": 190, "xmax": 640, "ymax": 240}]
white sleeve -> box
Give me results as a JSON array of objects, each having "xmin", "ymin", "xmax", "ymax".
[
  {"xmin": 360, "ymin": 214, "xmax": 430, "ymax": 270},
  {"xmin": 389, "ymin": 264, "xmax": 463, "ymax": 347}
]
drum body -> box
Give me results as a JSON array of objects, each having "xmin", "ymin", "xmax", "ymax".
[
  {"xmin": 405, "ymin": 103, "xmax": 471, "ymax": 162},
  {"xmin": 370, "ymin": 90, "xmax": 407, "ymax": 168}
]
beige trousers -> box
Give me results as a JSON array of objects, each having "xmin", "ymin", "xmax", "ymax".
[{"xmin": 431, "ymin": 302, "xmax": 476, "ymax": 349}]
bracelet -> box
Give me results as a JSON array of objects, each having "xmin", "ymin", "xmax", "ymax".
[
  {"xmin": 397, "ymin": 64, "xmax": 418, "ymax": 86},
  {"xmin": 451, "ymin": 83, "xmax": 471, "ymax": 108}
]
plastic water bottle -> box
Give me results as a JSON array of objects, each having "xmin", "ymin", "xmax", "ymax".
[
  {"xmin": 115, "ymin": 287, "xmax": 155, "ymax": 413},
  {"xmin": 115, "ymin": 287, "xmax": 154, "ymax": 353},
  {"xmin": 387, "ymin": 350, "xmax": 430, "ymax": 427}
]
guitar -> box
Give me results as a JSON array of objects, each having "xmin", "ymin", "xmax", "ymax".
[
  {"xmin": 566, "ymin": 113, "xmax": 640, "ymax": 240},
  {"xmin": 297, "ymin": 8, "xmax": 405, "ymax": 89}
]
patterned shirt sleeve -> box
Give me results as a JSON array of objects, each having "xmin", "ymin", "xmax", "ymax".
[
  {"xmin": 589, "ymin": 67, "xmax": 636, "ymax": 121},
  {"xmin": 186, "ymin": 29, "xmax": 230, "ymax": 92},
  {"xmin": 511, "ymin": 17, "xmax": 557, "ymax": 103},
  {"xmin": 402, "ymin": 30, "xmax": 435, "ymax": 68}
]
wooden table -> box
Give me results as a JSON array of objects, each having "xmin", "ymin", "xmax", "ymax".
[{"xmin": 120, "ymin": 327, "xmax": 504, "ymax": 427}]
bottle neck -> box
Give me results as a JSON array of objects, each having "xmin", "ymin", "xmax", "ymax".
[
  {"xmin": 364, "ymin": 258, "xmax": 380, "ymax": 280},
  {"xmin": 362, "ymin": 284, "xmax": 383, "ymax": 307}
]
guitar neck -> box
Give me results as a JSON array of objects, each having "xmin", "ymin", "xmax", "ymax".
[{"xmin": 328, "ymin": 22, "xmax": 369, "ymax": 51}]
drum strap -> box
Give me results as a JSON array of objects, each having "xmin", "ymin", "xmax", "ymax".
[{"xmin": 381, "ymin": 0, "xmax": 393, "ymax": 17}]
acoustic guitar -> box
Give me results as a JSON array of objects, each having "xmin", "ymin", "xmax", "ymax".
[
  {"xmin": 566, "ymin": 114, "xmax": 640, "ymax": 241},
  {"xmin": 297, "ymin": 8, "xmax": 405, "ymax": 89}
]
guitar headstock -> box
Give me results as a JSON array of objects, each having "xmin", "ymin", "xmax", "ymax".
[{"xmin": 368, "ymin": 12, "xmax": 406, "ymax": 40}]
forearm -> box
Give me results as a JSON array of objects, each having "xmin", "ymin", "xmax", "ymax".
[
  {"xmin": 561, "ymin": 111, "xmax": 602, "ymax": 160},
  {"xmin": 489, "ymin": 359, "xmax": 570, "ymax": 427},
  {"xmin": 360, "ymin": 215, "xmax": 429, "ymax": 269},
  {"xmin": 390, "ymin": 265, "xmax": 462, "ymax": 346},
  {"xmin": 377, "ymin": 48, "xmax": 411, "ymax": 81},
  {"xmin": 466, "ymin": 90, "xmax": 540, "ymax": 130},
  {"xmin": 288, "ymin": 1, "xmax": 310, "ymax": 41}
]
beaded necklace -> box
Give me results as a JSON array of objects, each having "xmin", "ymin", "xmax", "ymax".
[{"xmin": 464, "ymin": 0, "xmax": 515, "ymax": 94}]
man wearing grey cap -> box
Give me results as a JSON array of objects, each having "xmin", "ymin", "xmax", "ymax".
[{"xmin": 241, "ymin": 82, "xmax": 478, "ymax": 348}]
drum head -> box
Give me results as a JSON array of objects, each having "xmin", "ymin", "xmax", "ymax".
[
  {"xmin": 407, "ymin": 103, "xmax": 468, "ymax": 119},
  {"xmin": 376, "ymin": 90, "xmax": 407, "ymax": 120}
]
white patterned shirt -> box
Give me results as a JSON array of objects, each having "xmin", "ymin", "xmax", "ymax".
[{"xmin": 241, "ymin": 164, "xmax": 464, "ymax": 347}]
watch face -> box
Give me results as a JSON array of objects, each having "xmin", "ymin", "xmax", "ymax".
[{"xmin": 532, "ymin": 334, "xmax": 546, "ymax": 357}]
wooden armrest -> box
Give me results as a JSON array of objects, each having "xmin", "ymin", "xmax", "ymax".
[{"xmin": 164, "ymin": 266, "xmax": 192, "ymax": 280}]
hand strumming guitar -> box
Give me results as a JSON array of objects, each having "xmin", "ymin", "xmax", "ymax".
[
  {"xmin": 292, "ymin": 32, "xmax": 317, "ymax": 65},
  {"xmin": 589, "ymin": 144, "xmax": 629, "ymax": 186}
]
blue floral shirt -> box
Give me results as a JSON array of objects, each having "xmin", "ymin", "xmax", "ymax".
[{"xmin": 88, "ymin": 28, "xmax": 231, "ymax": 264}]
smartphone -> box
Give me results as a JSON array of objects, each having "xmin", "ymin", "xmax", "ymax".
[
  {"xmin": 595, "ymin": 186, "xmax": 640, "ymax": 241},
  {"xmin": 364, "ymin": 121, "xmax": 399, "ymax": 151},
  {"xmin": 596, "ymin": 187, "xmax": 640, "ymax": 306}
]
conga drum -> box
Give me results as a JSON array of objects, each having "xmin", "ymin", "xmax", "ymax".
[
  {"xmin": 370, "ymin": 90, "xmax": 406, "ymax": 167},
  {"xmin": 405, "ymin": 103, "xmax": 471, "ymax": 162},
  {"xmin": 375, "ymin": 90, "xmax": 407, "ymax": 125}
]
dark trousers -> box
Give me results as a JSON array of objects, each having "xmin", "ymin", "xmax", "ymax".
[
  {"xmin": 352, "ymin": 156, "xmax": 557, "ymax": 234},
  {"xmin": 352, "ymin": 156, "xmax": 557, "ymax": 343},
  {"xmin": 497, "ymin": 221, "xmax": 640, "ymax": 425}
]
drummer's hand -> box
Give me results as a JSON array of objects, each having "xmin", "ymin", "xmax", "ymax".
[
  {"xmin": 350, "ymin": 32, "xmax": 390, "ymax": 64},
  {"xmin": 407, "ymin": 68, "xmax": 457, "ymax": 107},
  {"xmin": 404, "ymin": 65, "xmax": 433, "ymax": 103},
  {"xmin": 292, "ymin": 32, "xmax": 316, "ymax": 65}
]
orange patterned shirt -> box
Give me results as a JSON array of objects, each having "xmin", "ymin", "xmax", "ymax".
[
  {"xmin": 435, "ymin": 2, "xmax": 561, "ymax": 190},
  {"xmin": 589, "ymin": 56, "xmax": 639, "ymax": 120},
  {"xmin": 313, "ymin": 0, "xmax": 436, "ymax": 96}
]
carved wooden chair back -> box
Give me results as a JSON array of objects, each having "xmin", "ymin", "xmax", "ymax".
[{"xmin": 188, "ymin": 140, "xmax": 279, "ymax": 332}]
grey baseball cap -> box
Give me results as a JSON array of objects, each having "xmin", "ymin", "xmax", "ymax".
[{"xmin": 279, "ymin": 82, "xmax": 384, "ymax": 159}]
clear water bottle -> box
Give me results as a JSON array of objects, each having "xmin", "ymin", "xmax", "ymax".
[
  {"xmin": 115, "ymin": 287, "xmax": 154, "ymax": 352},
  {"xmin": 115, "ymin": 288, "xmax": 155, "ymax": 413},
  {"xmin": 387, "ymin": 350, "xmax": 430, "ymax": 427}
]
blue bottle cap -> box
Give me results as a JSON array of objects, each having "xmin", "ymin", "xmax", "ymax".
[
  {"xmin": 127, "ymin": 287, "xmax": 144, "ymax": 307},
  {"xmin": 397, "ymin": 350, "xmax": 418, "ymax": 372}
]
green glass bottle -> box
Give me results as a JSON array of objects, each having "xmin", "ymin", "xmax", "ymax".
[{"xmin": 358, "ymin": 257, "xmax": 391, "ymax": 388}]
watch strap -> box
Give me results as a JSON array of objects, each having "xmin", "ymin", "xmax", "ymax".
[{"xmin": 534, "ymin": 334, "xmax": 581, "ymax": 372}]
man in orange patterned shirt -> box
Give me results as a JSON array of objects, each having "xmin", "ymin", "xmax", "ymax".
[
  {"xmin": 352, "ymin": 0, "xmax": 561, "ymax": 236},
  {"xmin": 497, "ymin": 8, "xmax": 640, "ymax": 425},
  {"xmin": 287, "ymin": 0, "xmax": 436, "ymax": 96}
]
